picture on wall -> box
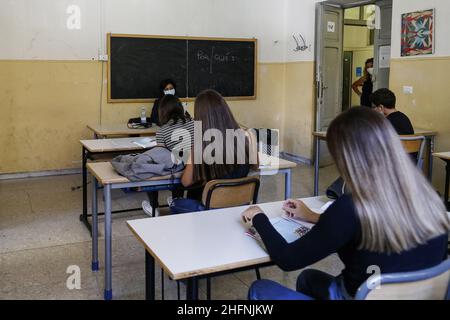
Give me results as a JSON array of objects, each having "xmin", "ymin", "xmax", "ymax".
[{"xmin": 401, "ymin": 9, "xmax": 435, "ymax": 57}]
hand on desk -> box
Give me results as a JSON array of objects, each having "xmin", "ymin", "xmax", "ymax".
[
  {"xmin": 241, "ymin": 206, "xmax": 265, "ymax": 228},
  {"xmin": 282, "ymin": 199, "xmax": 320, "ymax": 224}
]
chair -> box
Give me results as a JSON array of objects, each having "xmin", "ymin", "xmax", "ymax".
[
  {"xmin": 202, "ymin": 176, "xmax": 260, "ymax": 210},
  {"xmin": 202, "ymin": 176, "xmax": 261, "ymax": 300},
  {"xmin": 248, "ymin": 259, "xmax": 450, "ymax": 300},
  {"xmin": 355, "ymin": 258, "xmax": 450, "ymax": 300},
  {"xmin": 400, "ymin": 135, "xmax": 426, "ymax": 169}
]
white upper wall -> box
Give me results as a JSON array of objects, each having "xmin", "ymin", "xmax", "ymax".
[
  {"xmin": 1, "ymin": 0, "xmax": 309, "ymax": 62},
  {"xmin": 0, "ymin": 0, "xmax": 100, "ymax": 60},
  {"xmin": 3, "ymin": 0, "xmax": 450, "ymax": 62},
  {"xmin": 285, "ymin": 0, "xmax": 320, "ymax": 62},
  {"xmin": 103, "ymin": 0, "xmax": 288, "ymax": 62},
  {"xmin": 391, "ymin": 0, "xmax": 450, "ymax": 58}
]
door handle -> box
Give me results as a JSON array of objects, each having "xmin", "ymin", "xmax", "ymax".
[{"xmin": 320, "ymin": 84, "xmax": 328, "ymax": 99}]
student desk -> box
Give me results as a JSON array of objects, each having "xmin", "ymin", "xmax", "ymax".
[
  {"xmin": 87, "ymin": 123, "xmax": 158, "ymax": 138},
  {"xmin": 88, "ymin": 158, "xmax": 297, "ymax": 300},
  {"xmin": 312, "ymin": 129, "xmax": 438, "ymax": 196},
  {"xmin": 126, "ymin": 196, "xmax": 324, "ymax": 300},
  {"xmin": 128, "ymin": 199, "xmax": 450, "ymax": 301},
  {"xmin": 79, "ymin": 137, "xmax": 157, "ymax": 234},
  {"xmin": 433, "ymin": 152, "xmax": 450, "ymax": 211}
]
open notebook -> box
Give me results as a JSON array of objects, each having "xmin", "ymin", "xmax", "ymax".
[{"xmin": 246, "ymin": 200, "xmax": 334, "ymax": 245}]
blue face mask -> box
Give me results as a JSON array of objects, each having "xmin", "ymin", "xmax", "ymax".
[{"xmin": 164, "ymin": 89, "xmax": 175, "ymax": 95}]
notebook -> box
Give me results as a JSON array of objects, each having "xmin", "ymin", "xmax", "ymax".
[
  {"xmin": 246, "ymin": 217, "xmax": 311, "ymax": 244},
  {"xmin": 246, "ymin": 201, "xmax": 334, "ymax": 245}
]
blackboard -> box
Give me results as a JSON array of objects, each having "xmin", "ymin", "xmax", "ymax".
[{"xmin": 108, "ymin": 34, "xmax": 257, "ymax": 103}]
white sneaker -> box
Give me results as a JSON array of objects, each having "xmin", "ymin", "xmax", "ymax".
[{"xmin": 142, "ymin": 200, "xmax": 159, "ymax": 217}]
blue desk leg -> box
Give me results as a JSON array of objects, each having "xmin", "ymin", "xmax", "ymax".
[
  {"xmin": 314, "ymin": 136, "xmax": 320, "ymax": 197},
  {"xmin": 91, "ymin": 178, "xmax": 99, "ymax": 272},
  {"xmin": 284, "ymin": 169, "xmax": 292, "ymax": 200},
  {"xmin": 145, "ymin": 250, "xmax": 155, "ymax": 300},
  {"xmin": 104, "ymin": 184, "xmax": 113, "ymax": 300}
]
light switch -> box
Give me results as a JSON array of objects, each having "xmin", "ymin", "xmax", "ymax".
[{"xmin": 403, "ymin": 86, "xmax": 414, "ymax": 95}]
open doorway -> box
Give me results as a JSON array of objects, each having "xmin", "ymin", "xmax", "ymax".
[
  {"xmin": 315, "ymin": 0, "xmax": 392, "ymax": 166},
  {"xmin": 342, "ymin": 4, "xmax": 376, "ymax": 111},
  {"xmin": 315, "ymin": 0, "xmax": 392, "ymax": 131}
]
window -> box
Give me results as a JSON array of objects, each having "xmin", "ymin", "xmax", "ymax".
[{"xmin": 344, "ymin": 5, "xmax": 376, "ymax": 26}]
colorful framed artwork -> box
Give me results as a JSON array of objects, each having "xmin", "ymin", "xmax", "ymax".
[{"xmin": 401, "ymin": 9, "xmax": 435, "ymax": 57}]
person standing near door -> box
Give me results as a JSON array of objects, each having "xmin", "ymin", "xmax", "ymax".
[{"xmin": 352, "ymin": 58, "xmax": 374, "ymax": 107}]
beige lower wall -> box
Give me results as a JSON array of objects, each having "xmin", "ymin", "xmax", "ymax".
[
  {"xmin": 390, "ymin": 57, "xmax": 450, "ymax": 192},
  {"xmin": 0, "ymin": 60, "xmax": 316, "ymax": 174},
  {"xmin": 0, "ymin": 61, "xmax": 101, "ymax": 173},
  {"xmin": 284, "ymin": 62, "xmax": 315, "ymax": 158},
  {"xmin": 2, "ymin": 57, "xmax": 447, "ymax": 194}
]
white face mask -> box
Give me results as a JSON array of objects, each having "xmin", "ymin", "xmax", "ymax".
[
  {"xmin": 367, "ymin": 67, "xmax": 374, "ymax": 76},
  {"xmin": 164, "ymin": 89, "xmax": 175, "ymax": 95}
]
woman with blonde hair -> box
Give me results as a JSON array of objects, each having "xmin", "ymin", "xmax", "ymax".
[{"xmin": 243, "ymin": 107, "xmax": 449, "ymax": 300}]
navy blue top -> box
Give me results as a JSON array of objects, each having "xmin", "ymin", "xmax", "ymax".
[
  {"xmin": 253, "ymin": 194, "xmax": 448, "ymax": 297},
  {"xmin": 361, "ymin": 77, "xmax": 373, "ymax": 107},
  {"xmin": 386, "ymin": 111, "xmax": 414, "ymax": 135}
]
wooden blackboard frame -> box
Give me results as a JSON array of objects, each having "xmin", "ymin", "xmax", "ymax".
[{"xmin": 107, "ymin": 33, "xmax": 258, "ymax": 103}]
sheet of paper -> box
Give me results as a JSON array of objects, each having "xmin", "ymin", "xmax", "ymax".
[
  {"xmin": 132, "ymin": 138, "xmax": 156, "ymax": 149},
  {"xmin": 379, "ymin": 46, "xmax": 391, "ymax": 69}
]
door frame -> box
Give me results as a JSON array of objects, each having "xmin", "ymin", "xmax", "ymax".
[{"xmin": 315, "ymin": 0, "xmax": 392, "ymax": 131}]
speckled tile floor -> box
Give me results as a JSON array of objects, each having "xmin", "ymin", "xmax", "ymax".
[{"xmin": 0, "ymin": 163, "xmax": 343, "ymax": 300}]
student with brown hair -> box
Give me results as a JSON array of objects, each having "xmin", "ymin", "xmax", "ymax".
[
  {"xmin": 170, "ymin": 89, "xmax": 253, "ymax": 214},
  {"xmin": 142, "ymin": 94, "xmax": 194, "ymax": 216}
]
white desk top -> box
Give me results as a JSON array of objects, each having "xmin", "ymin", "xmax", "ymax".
[
  {"xmin": 87, "ymin": 162, "xmax": 182, "ymax": 185},
  {"xmin": 87, "ymin": 154, "xmax": 296, "ymax": 185},
  {"xmin": 313, "ymin": 128, "xmax": 437, "ymax": 139},
  {"xmin": 87, "ymin": 123, "xmax": 158, "ymax": 137},
  {"xmin": 80, "ymin": 137, "xmax": 157, "ymax": 153},
  {"xmin": 433, "ymin": 152, "xmax": 450, "ymax": 161},
  {"xmin": 127, "ymin": 196, "xmax": 329, "ymax": 280}
]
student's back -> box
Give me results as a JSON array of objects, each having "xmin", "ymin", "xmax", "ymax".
[
  {"xmin": 386, "ymin": 111, "xmax": 414, "ymax": 135},
  {"xmin": 157, "ymin": 118, "xmax": 194, "ymax": 154},
  {"xmin": 173, "ymin": 89, "xmax": 253, "ymax": 213},
  {"xmin": 244, "ymin": 107, "xmax": 450, "ymax": 300},
  {"xmin": 317, "ymin": 195, "xmax": 447, "ymax": 296},
  {"xmin": 370, "ymin": 88, "xmax": 414, "ymax": 135},
  {"xmin": 155, "ymin": 95, "xmax": 194, "ymax": 162},
  {"xmin": 186, "ymin": 89, "xmax": 252, "ymax": 186}
]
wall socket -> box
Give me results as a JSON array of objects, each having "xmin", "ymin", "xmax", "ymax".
[{"xmin": 403, "ymin": 86, "xmax": 414, "ymax": 95}]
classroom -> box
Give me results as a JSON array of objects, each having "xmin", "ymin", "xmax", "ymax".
[{"xmin": 1, "ymin": 0, "xmax": 450, "ymax": 303}]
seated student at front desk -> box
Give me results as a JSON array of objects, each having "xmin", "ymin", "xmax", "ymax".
[
  {"xmin": 141, "ymin": 94, "xmax": 194, "ymax": 216},
  {"xmin": 242, "ymin": 107, "xmax": 449, "ymax": 300},
  {"xmin": 370, "ymin": 88, "xmax": 414, "ymax": 135},
  {"xmin": 150, "ymin": 79, "xmax": 177, "ymax": 126}
]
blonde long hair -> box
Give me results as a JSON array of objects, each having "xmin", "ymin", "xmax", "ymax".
[{"xmin": 327, "ymin": 107, "xmax": 449, "ymax": 254}]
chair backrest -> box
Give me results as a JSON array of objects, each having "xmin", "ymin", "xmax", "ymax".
[
  {"xmin": 355, "ymin": 259, "xmax": 450, "ymax": 300},
  {"xmin": 201, "ymin": 176, "xmax": 260, "ymax": 210},
  {"xmin": 400, "ymin": 135, "xmax": 426, "ymax": 169}
]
